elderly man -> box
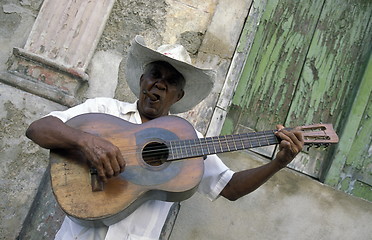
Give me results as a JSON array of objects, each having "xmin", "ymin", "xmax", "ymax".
[{"xmin": 26, "ymin": 36, "xmax": 304, "ymax": 240}]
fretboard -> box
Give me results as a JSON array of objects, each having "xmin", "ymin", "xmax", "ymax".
[{"xmin": 167, "ymin": 130, "xmax": 279, "ymax": 161}]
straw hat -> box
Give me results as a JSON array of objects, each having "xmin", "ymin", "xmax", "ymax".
[{"xmin": 126, "ymin": 35, "xmax": 215, "ymax": 113}]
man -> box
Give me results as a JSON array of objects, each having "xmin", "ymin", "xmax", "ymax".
[{"xmin": 26, "ymin": 36, "xmax": 304, "ymax": 239}]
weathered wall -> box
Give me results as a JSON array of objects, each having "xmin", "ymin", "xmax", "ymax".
[
  {"xmin": 0, "ymin": 0, "xmax": 371, "ymax": 239},
  {"xmin": 221, "ymin": 0, "xmax": 372, "ymax": 200},
  {"xmin": 0, "ymin": 83, "xmax": 66, "ymax": 239},
  {"xmin": 0, "ymin": 0, "xmax": 227, "ymax": 238},
  {"xmin": 0, "ymin": 1, "xmax": 66, "ymax": 239}
]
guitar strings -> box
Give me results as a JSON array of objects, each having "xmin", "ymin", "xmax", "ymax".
[
  {"xmin": 124, "ymin": 132, "xmax": 277, "ymax": 156},
  {"xmin": 117, "ymin": 131, "xmax": 277, "ymax": 154},
  {"xmin": 117, "ymin": 131, "xmax": 278, "ymax": 162}
]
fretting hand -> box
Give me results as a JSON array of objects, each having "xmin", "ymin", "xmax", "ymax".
[{"xmin": 273, "ymin": 125, "xmax": 304, "ymax": 168}]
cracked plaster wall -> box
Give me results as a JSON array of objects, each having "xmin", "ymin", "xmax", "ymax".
[{"xmin": 0, "ymin": 0, "xmax": 222, "ymax": 238}]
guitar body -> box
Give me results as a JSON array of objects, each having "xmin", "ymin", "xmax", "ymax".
[{"xmin": 50, "ymin": 113, "xmax": 204, "ymax": 227}]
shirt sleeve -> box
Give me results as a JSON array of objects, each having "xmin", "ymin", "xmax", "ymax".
[
  {"xmin": 47, "ymin": 97, "xmax": 128, "ymax": 122},
  {"xmin": 195, "ymin": 132, "xmax": 235, "ymax": 201},
  {"xmin": 46, "ymin": 98, "xmax": 103, "ymax": 122}
]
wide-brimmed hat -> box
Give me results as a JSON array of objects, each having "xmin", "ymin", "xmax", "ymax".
[{"xmin": 126, "ymin": 35, "xmax": 215, "ymax": 113}]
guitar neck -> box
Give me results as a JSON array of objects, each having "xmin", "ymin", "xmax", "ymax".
[{"xmin": 168, "ymin": 130, "xmax": 279, "ymax": 161}]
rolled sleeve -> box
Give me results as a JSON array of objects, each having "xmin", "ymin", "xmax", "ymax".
[
  {"xmin": 197, "ymin": 154, "xmax": 234, "ymax": 201},
  {"xmin": 47, "ymin": 98, "xmax": 104, "ymax": 122},
  {"xmin": 47, "ymin": 98, "xmax": 139, "ymax": 123}
]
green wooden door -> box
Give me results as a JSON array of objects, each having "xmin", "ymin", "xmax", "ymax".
[{"xmin": 223, "ymin": 0, "xmax": 372, "ymax": 179}]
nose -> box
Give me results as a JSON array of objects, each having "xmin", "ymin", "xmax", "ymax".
[{"xmin": 155, "ymin": 79, "xmax": 166, "ymax": 90}]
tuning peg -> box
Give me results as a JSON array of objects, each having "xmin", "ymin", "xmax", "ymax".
[{"xmin": 307, "ymin": 144, "xmax": 313, "ymax": 151}]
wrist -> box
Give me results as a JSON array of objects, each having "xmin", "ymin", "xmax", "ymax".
[
  {"xmin": 74, "ymin": 131, "xmax": 93, "ymax": 150},
  {"xmin": 270, "ymin": 158, "xmax": 286, "ymax": 171}
]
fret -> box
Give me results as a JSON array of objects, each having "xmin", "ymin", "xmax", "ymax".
[
  {"xmin": 243, "ymin": 132, "xmax": 254, "ymax": 148},
  {"xmin": 182, "ymin": 140, "xmax": 188, "ymax": 158},
  {"xmin": 196, "ymin": 138, "xmax": 203, "ymax": 156},
  {"xmin": 199, "ymin": 138, "xmax": 210, "ymax": 155},
  {"xmin": 256, "ymin": 132, "xmax": 264, "ymax": 147},
  {"xmin": 212, "ymin": 136, "xmax": 223, "ymax": 153},
  {"xmin": 224, "ymin": 135, "xmax": 230, "ymax": 151},
  {"xmin": 226, "ymin": 135, "xmax": 237, "ymax": 151},
  {"xmin": 268, "ymin": 130, "xmax": 280, "ymax": 145},
  {"xmin": 234, "ymin": 134, "xmax": 244, "ymax": 150},
  {"xmin": 211, "ymin": 137, "xmax": 218, "ymax": 154},
  {"xmin": 171, "ymin": 140, "xmax": 179, "ymax": 160},
  {"xmin": 178, "ymin": 141, "xmax": 183, "ymax": 158},
  {"xmin": 187, "ymin": 139, "xmax": 194, "ymax": 157},
  {"xmin": 219, "ymin": 136, "xmax": 228, "ymax": 152},
  {"xmin": 263, "ymin": 131, "xmax": 270, "ymax": 146},
  {"xmin": 255, "ymin": 132, "xmax": 262, "ymax": 147},
  {"xmin": 184, "ymin": 139, "xmax": 191, "ymax": 158},
  {"xmin": 232, "ymin": 135, "xmax": 238, "ymax": 150},
  {"xmin": 239, "ymin": 134, "xmax": 246, "ymax": 149},
  {"xmin": 247, "ymin": 133, "xmax": 253, "ymax": 148},
  {"xmin": 206, "ymin": 138, "xmax": 212, "ymax": 155},
  {"xmin": 217, "ymin": 136, "xmax": 224, "ymax": 153},
  {"xmin": 188, "ymin": 139, "xmax": 195, "ymax": 157},
  {"xmin": 169, "ymin": 141, "xmax": 175, "ymax": 160}
]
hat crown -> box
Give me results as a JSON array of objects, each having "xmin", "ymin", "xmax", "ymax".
[{"xmin": 156, "ymin": 44, "xmax": 192, "ymax": 64}]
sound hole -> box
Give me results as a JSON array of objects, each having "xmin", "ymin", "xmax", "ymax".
[{"xmin": 142, "ymin": 142, "xmax": 169, "ymax": 166}]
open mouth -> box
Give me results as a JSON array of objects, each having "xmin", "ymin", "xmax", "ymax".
[{"xmin": 146, "ymin": 92, "xmax": 160, "ymax": 102}]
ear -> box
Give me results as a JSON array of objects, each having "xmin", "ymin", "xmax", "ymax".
[{"xmin": 176, "ymin": 89, "xmax": 185, "ymax": 102}]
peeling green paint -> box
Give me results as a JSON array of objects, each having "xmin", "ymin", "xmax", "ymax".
[
  {"xmin": 230, "ymin": 0, "xmax": 324, "ymax": 133},
  {"xmin": 340, "ymin": 176, "xmax": 352, "ymax": 192},
  {"xmin": 220, "ymin": 115, "xmax": 234, "ymax": 136},
  {"xmin": 352, "ymin": 181, "xmax": 372, "ymax": 202},
  {"xmin": 224, "ymin": 0, "xmax": 372, "ymax": 196},
  {"xmin": 325, "ymin": 52, "xmax": 372, "ymax": 190}
]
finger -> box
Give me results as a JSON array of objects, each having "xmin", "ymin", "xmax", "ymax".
[
  {"xmin": 109, "ymin": 153, "xmax": 121, "ymax": 176},
  {"xmin": 279, "ymin": 139, "xmax": 291, "ymax": 152},
  {"xmin": 276, "ymin": 130, "xmax": 300, "ymax": 155},
  {"xmin": 116, "ymin": 151, "xmax": 126, "ymax": 172},
  {"xmin": 292, "ymin": 132, "xmax": 304, "ymax": 152},
  {"xmin": 101, "ymin": 155, "xmax": 114, "ymax": 178},
  {"xmin": 96, "ymin": 161, "xmax": 107, "ymax": 183},
  {"xmin": 275, "ymin": 130, "xmax": 295, "ymax": 146},
  {"xmin": 276, "ymin": 124, "xmax": 285, "ymax": 130},
  {"xmin": 282, "ymin": 128, "xmax": 304, "ymax": 152},
  {"xmin": 293, "ymin": 128, "xmax": 305, "ymax": 145}
]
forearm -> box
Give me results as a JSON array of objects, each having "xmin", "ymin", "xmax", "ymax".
[
  {"xmin": 220, "ymin": 160, "xmax": 283, "ymax": 201},
  {"xmin": 220, "ymin": 125, "xmax": 304, "ymax": 201},
  {"xmin": 26, "ymin": 116, "xmax": 86, "ymax": 150},
  {"xmin": 26, "ymin": 115, "xmax": 126, "ymax": 181}
]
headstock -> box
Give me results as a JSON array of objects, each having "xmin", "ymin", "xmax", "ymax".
[{"xmin": 297, "ymin": 124, "xmax": 339, "ymax": 147}]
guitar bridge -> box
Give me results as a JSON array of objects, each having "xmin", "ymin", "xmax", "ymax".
[{"xmin": 90, "ymin": 168, "xmax": 104, "ymax": 192}]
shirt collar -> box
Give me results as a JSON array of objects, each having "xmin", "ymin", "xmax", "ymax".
[{"xmin": 120, "ymin": 100, "xmax": 139, "ymax": 115}]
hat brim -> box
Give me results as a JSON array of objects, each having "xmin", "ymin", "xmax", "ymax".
[{"xmin": 125, "ymin": 35, "xmax": 215, "ymax": 114}]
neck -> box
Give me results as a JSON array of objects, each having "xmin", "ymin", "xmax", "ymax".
[{"xmin": 138, "ymin": 110, "xmax": 169, "ymax": 123}]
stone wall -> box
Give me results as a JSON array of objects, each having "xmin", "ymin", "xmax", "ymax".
[{"xmin": 0, "ymin": 0, "xmax": 248, "ymax": 238}]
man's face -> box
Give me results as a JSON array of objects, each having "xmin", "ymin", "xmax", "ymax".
[{"xmin": 137, "ymin": 61, "xmax": 185, "ymax": 122}]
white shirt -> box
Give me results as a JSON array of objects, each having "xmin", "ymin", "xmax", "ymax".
[{"xmin": 51, "ymin": 98, "xmax": 234, "ymax": 240}]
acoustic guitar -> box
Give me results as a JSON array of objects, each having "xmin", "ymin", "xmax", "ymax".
[{"xmin": 50, "ymin": 113, "xmax": 339, "ymax": 227}]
